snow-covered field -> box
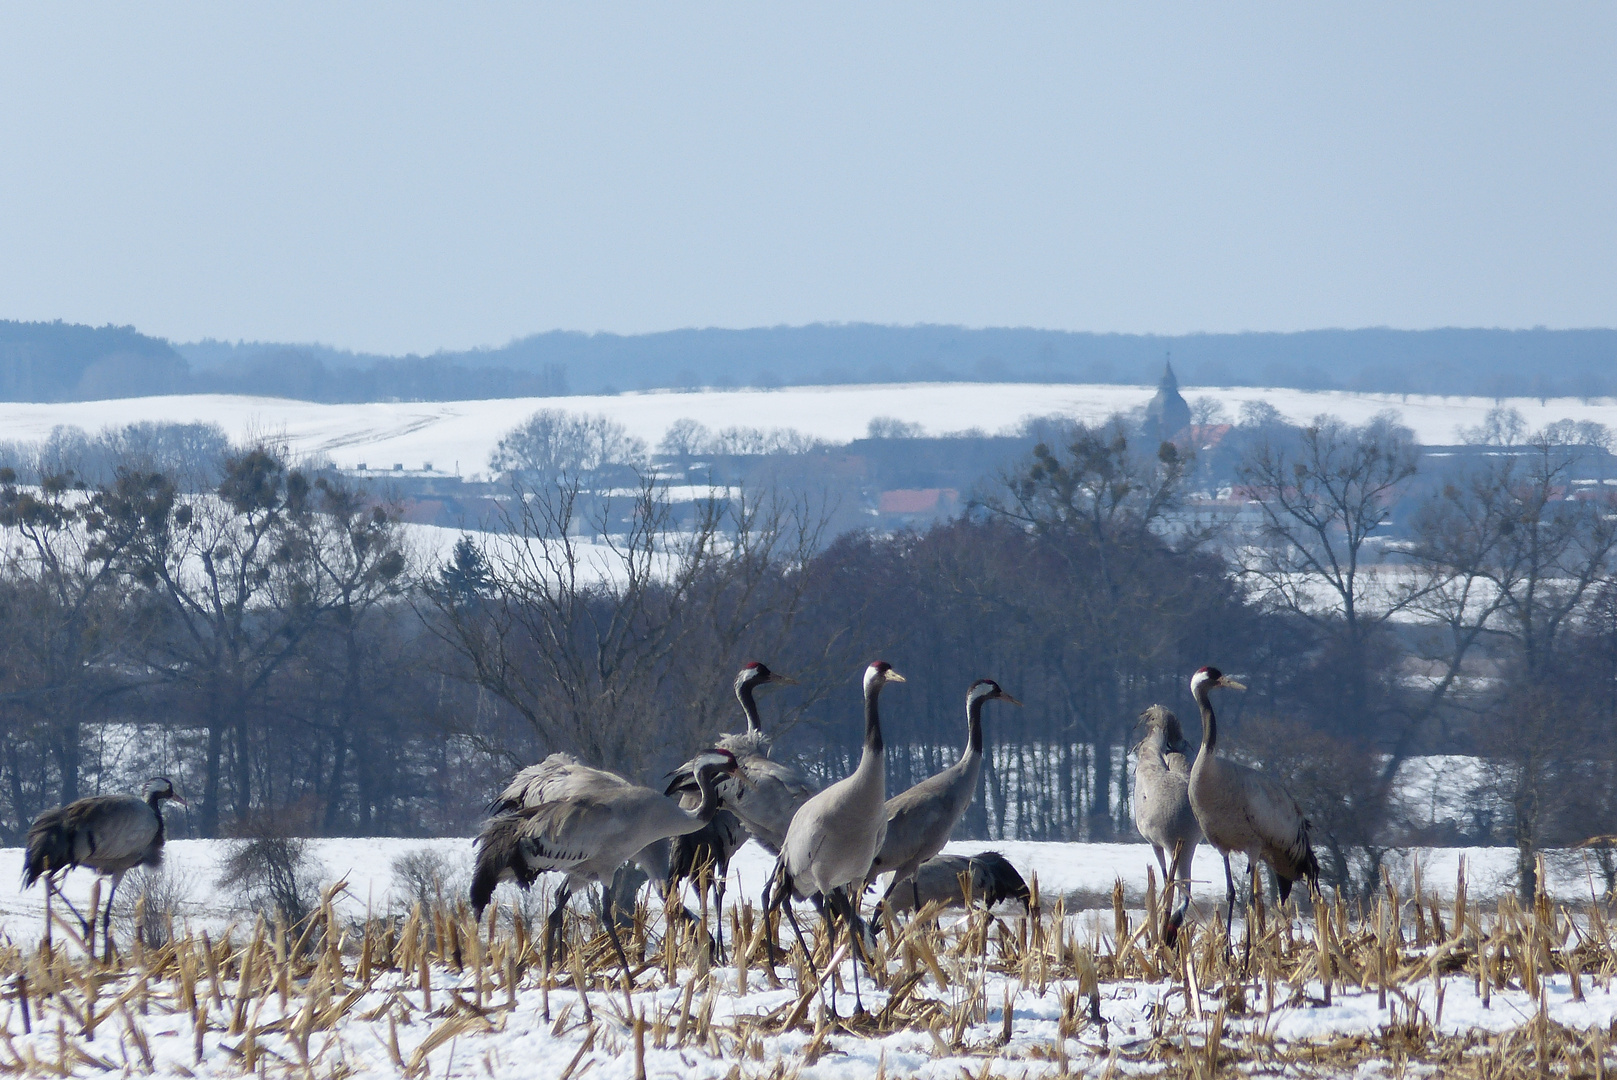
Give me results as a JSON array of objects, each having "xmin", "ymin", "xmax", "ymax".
[
  {"xmin": 2, "ymin": 384, "xmax": 1611, "ymax": 478},
  {"xmin": 3, "ymin": 837, "xmax": 1614, "ymax": 1078},
  {"xmin": 0, "ymin": 837, "xmax": 1599, "ymax": 948}
]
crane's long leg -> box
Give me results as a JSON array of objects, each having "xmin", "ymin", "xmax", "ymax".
[
  {"xmin": 102, "ymin": 871, "xmax": 124, "ymax": 962},
  {"xmin": 545, "ymin": 883, "xmax": 572, "ymax": 973},
  {"xmin": 712, "ymin": 867, "xmax": 727, "ymax": 962},
  {"xmin": 1153, "ymin": 844, "xmax": 1170, "ymax": 885},
  {"xmin": 827, "ymin": 889, "xmax": 866, "ymax": 1014},
  {"xmin": 810, "ymin": 893, "xmax": 838, "ymax": 1016},
  {"xmin": 762, "ymin": 863, "xmax": 789, "ymax": 968},
  {"xmin": 48, "ymin": 879, "xmax": 91, "ymax": 938},
  {"xmin": 780, "ymin": 894, "xmax": 830, "ymax": 1019},
  {"xmin": 1243, "ymin": 859, "xmax": 1259, "ymax": 975},
  {"xmin": 84, "ymin": 879, "xmax": 98, "ymax": 963},
  {"xmin": 596, "ymin": 885, "xmax": 636, "ymax": 1017},
  {"xmin": 870, "ymin": 871, "xmax": 909, "ymax": 939},
  {"xmin": 1164, "ymin": 839, "xmax": 1190, "ymax": 947},
  {"xmin": 1222, "ymin": 854, "xmax": 1237, "ymax": 961}
]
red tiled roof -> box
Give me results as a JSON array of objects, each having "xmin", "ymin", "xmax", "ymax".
[{"xmin": 879, "ymin": 488, "xmax": 957, "ymax": 514}]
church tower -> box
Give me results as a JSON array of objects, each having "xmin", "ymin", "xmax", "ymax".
[{"xmin": 1144, "ymin": 358, "xmax": 1191, "ymax": 445}]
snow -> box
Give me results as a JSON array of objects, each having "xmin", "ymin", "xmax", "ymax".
[
  {"xmin": 0, "ymin": 837, "xmax": 1600, "ymax": 949},
  {"xmin": 4, "ymin": 836, "xmax": 1613, "ymax": 1078},
  {"xmin": 3, "ymin": 384, "xmax": 1614, "ymax": 479}
]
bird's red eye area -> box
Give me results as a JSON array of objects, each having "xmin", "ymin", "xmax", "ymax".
[{"xmin": 871, "ymin": 660, "xmax": 891, "ymax": 671}]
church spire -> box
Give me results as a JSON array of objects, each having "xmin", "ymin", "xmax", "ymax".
[{"xmin": 1145, "ymin": 351, "xmax": 1190, "ymax": 443}]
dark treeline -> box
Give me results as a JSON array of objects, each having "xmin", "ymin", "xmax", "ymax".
[
  {"xmin": 4, "ymin": 408, "xmax": 1617, "ymax": 901},
  {"xmin": 7, "ymin": 318, "xmax": 1617, "ymax": 402}
]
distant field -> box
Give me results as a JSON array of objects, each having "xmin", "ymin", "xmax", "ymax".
[{"xmin": 3, "ymin": 384, "xmax": 1613, "ymax": 480}]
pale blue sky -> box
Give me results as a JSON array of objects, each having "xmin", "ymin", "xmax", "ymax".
[{"xmin": 0, "ymin": 4, "xmax": 1612, "ymax": 354}]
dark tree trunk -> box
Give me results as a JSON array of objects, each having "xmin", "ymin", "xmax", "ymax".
[
  {"xmin": 201, "ymin": 720, "xmax": 225, "ymax": 838},
  {"xmin": 53, "ymin": 719, "xmax": 81, "ymax": 805},
  {"xmin": 323, "ymin": 731, "xmax": 349, "ymax": 834}
]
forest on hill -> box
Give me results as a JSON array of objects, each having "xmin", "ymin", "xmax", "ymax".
[{"xmin": 3, "ymin": 318, "xmax": 1614, "ymax": 402}]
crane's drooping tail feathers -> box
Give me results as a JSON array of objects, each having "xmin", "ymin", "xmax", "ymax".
[
  {"xmin": 470, "ymin": 814, "xmax": 535, "ymax": 916},
  {"xmin": 973, "ymin": 852, "xmax": 1031, "ymax": 909},
  {"xmin": 1275, "ymin": 820, "xmax": 1321, "ymax": 903},
  {"xmin": 22, "ymin": 807, "xmax": 73, "ymax": 888}
]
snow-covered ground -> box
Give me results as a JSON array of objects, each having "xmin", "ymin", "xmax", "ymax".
[
  {"xmin": 2, "ymin": 384, "xmax": 1612, "ymax": 478},
  {"xmin": 0, "ymin": 837, "xmax": 1599, "ymax": 949},
  {"xmin": 3, "ymin": 836, "xmax": 1614, "ymax": 1079}
]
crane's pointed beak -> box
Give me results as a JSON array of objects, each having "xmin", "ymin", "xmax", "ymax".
[
  {"xmin": 770, "ymin": 673, "xmax": 800, "ymax": 686},
  {"xmin": 999, "ymin": 692, "xmax": 1023, "ymax": 707},
  {"xmin": 171, "ymin": 794, "xmax": 189, "ymax": 807},
  {"xmin": 885, "ymin": 671, "xmax": 906, "ymax": 683},
  {"xmin": 1219, "ymin": 676, "xmax": 1247, "ymax": 691}
]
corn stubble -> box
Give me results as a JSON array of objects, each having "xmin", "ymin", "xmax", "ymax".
[{"xmin": 0, "ymin": 867, "xmax": 1614, "ymax": 1078}]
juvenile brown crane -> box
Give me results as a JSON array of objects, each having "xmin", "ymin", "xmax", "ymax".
[{"xmin": 1132, "ymin": 704, "xmax": 1201, "ymax": 944}]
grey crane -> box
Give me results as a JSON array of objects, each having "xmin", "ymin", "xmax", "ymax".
[
  {"xmin": 706, "ymin": 661, "xmax": 815, "ymax": 857},
  {"xmin": 477, "ymin": 748, "xmax": 740, "ymax": 1009},
  {"xmin": 881, "ymin": 851, "xmax": 1030, "ymax": 916},
  {"xmin": 1185, "ymin": 666, "xmax": 1320, "ymax": 960},
  {"xmin": 665, "ymin": 661, "xmax": 803, "ymax": 952},
  {"xmin": 766, "ymin": 660, "xmax": 904, "ymax": 1014},
  {"xmin": 1132, "ymin": 704, "xmax": 1202, "ymax": 945},
  {"xmin": 23, "ymin": 777, "xmax": 186, "ymax": 958},
  {"xmin": 867, "ymin": 678, "xmax": 1019, "ymax": 925},
  {"xmin": 475, "ymin": 752, "xmax": 680, "ymax": 926}
]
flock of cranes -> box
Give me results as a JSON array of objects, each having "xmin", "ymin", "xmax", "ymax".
[{"xmin": 20, "ymin": 660, "xmax": 1321, "ymax": 1003}]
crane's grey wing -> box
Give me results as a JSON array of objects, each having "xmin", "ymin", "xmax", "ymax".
[
  {"xmin": 718, "ymin": 730, "xmax": 771, "ymax": 757},
  {"xmin": 64, "ymin": 796, "xmax": 160, "ymax": 869},
  {"xmin": 726, "ymin": 754, "xmax": 817, "ymax": 852},
  {"xmin": 870, "ymin": 766, "xmax": 966, "ymax": 875},
  {"xmin": 887, "ymin": 854, "xmax": 971, "ymax": 913},
  {"xmin": 521, "ymin": 787, "xmax": 697, "ymax": 876},
  {"xmin": 516, "ymin": 798, "xmax": 621, "ymax": 873},
  {"xmin": 1233, "ymin": 764, "xmax": 1314, "ymax": 871},
  {"xmin": 495, "ymin": 753, "xmax": 635, "ymax": 811},
  {"xmin": 1134, "ymin": 757, "xmax": 1200, "ymax": 849}
]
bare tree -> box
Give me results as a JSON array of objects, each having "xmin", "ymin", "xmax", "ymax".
[
  {"xmin": 1237, "ymin": 413, "xmax": 1420, "ymax": 728},
  {"xmin": 1408, "ymin": 434, "xmax": 1617, "ymax": 899},
  {"xmin": 280, "ymin": 476, "xmax": 411, "ymax": 832},
  {"xmin": 489, "ymin": 410, "xmax": 647, "ymax": 485},
  {"xmin": 97, "ymin": 449, "xmax": 326, "ymax": 835},
  {"xmin": 426, "ymin": 474, "xmax": 834, "ymax": 779},
  {"xmin": 982, "ymin": 418, "xmax": 1203, "ymax": 838},
  {"xmin": 0, "ymin": 467, "xmax": 146, "ymax": 808}
]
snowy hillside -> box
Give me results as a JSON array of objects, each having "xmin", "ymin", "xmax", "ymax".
[{"xmin": 3, "ymin": 384, "xmax": 1612, "ymax": 479}]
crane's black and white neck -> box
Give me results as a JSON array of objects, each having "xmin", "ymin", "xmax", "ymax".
[
  {"xmin": 964, "ymin": 678, "xmax": 1021, "ymax": 757},
  {"xmin": 144, "ymin": 777, "xmax": 183, "ymax": 833},
  {"xmin": 1190, "ymin": 666, "xmax": 1244, "ymax": 751},
  {"xmin": 685, "ymin": 749, "xmax": 741, "ymax": 823},
  {"xmin": 862, "ymin": 660, "xmax": 905, "ymax": 755},
  {"xmin": 734, "ymin": 661, "xmax": 797, "ymax": 734}
]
